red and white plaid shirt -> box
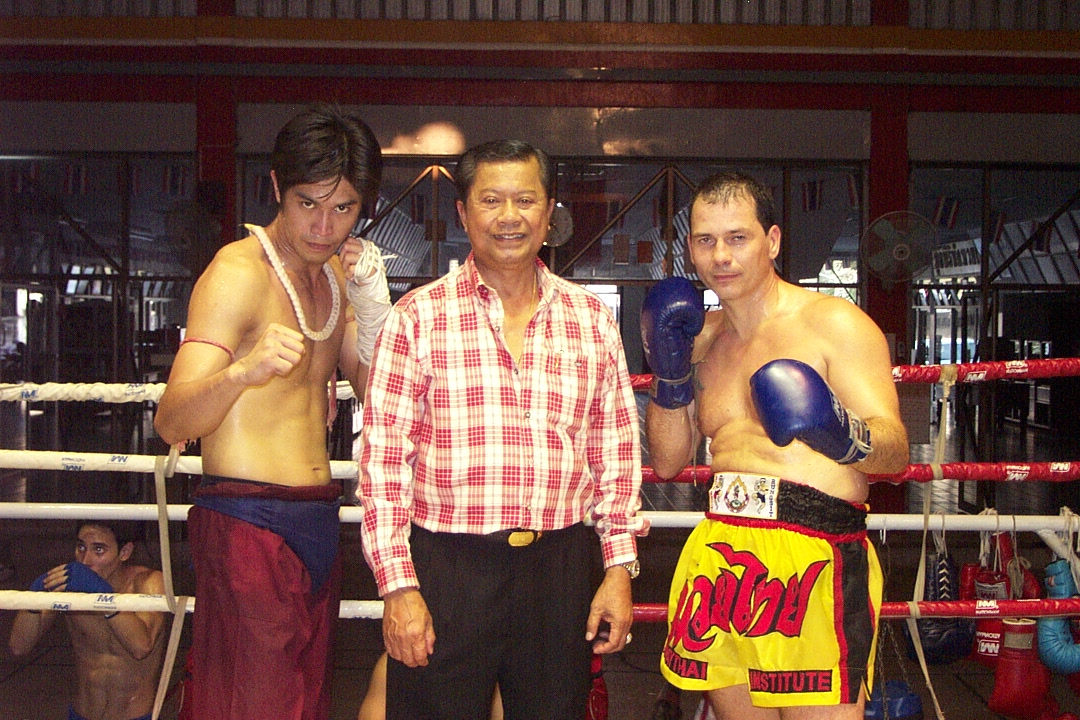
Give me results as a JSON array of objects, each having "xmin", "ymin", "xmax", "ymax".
[{"xmin": 358, "ymin": 255, "xmax": 648, "ymax": 596}]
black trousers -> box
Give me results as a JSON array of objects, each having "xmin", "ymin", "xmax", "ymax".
[{"xmin": 386, "ymin": 523, "xmax": 601, "ymax": 720}]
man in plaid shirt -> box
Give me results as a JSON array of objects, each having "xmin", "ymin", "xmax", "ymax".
[{"xmin": 357, "ymin": 139, "xmax": 649, "ymax": 720}]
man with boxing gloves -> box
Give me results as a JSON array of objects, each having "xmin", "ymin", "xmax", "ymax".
[
  {"xmin": 9, "ymin": 520, "xmax": 166, "ymax": 720},
  {"xmin": 644, "ymin": 171, "xmax": 909, "ymax": 719},
  {"xmin": 154, "ymin": 104, "xmax": 388, "ymax": 720}
]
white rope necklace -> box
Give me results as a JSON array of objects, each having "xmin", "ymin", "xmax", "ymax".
[{"xmin": 248, "ymin": 224, "xmax": 340, "ymax": 342}]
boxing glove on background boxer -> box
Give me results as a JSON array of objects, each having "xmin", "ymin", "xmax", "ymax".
[{"xmin": 30, "ymin": 561, "xmax": 114, "ymax": 595}]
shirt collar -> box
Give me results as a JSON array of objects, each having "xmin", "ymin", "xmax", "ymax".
[{"xmin": 462, "ymin": 253, "xmax": 556, "ymax": 309}]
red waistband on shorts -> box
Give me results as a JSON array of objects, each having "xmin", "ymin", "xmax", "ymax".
[{"xmin": 195, "ymin": 474, "xmax": 342, "ymax": 502}]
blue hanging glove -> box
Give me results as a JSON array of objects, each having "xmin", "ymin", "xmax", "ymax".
[{"xmin": 1037, "ymin": 558, "xmax": 1080, "ymax": 675}]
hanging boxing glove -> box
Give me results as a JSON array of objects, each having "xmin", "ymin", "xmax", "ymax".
[
  {"xmin": 865, "ymin": 680, "xmax": 923, "ymax": 720},
  {"xmin": 996, "ymin": 531, "xmax": 1043, "ymax": 600},
  {"xmin": 1038, "ymin": 559, "xmax": 1080, "ymax": 677},
  {"xmin": 959, "ymin": 562, "xmax": 979, "ymax": 601},
  {"xmin": 905, "ymin": 532, "xmax": 975, "ymax": 664},
  {"xmin": 972, "ymin": 563, "xmax": 1010, "ymax": 668},
  {"xmin": 972, "ymin": 530, "xmax": 1039, "ymax": 668},
  {"xmin": 989, "ymin": 618, "xmax": 1075, "ymax": 720}
]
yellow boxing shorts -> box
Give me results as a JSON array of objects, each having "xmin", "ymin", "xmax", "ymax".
[{"xmin": 660, "ymin": 474, "xmax": 882, "ymax": 708}]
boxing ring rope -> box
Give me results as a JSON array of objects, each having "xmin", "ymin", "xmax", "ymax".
[
  {"xmin": 2, "ymin": 496, "xmax": 1080, "ymax": 531},
  {"xmin": 2, "ymin": 357, "xmax": 1080, "ymax": 608},
  {"xmin": 647, "ymin": 462, "xmax": 1080, "ymax": 485},
  {"xmin": 627, "ymin": 356, "xmax": 1080, "ymax": 391},
  {"xmin": 3, "ymin": 589, "xmax": 1080, "ymax": 622},
  {"xmin": 4, "ymin": 357, "xmax": 1080, "ymax": 719},
  {"xmin": 7, "ymin": 355, "xmax": 1072, "ymax": 404}
]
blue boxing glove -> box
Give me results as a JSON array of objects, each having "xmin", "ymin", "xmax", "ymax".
[
  {"xmin": 29, "ymin": 572, "xmax": 47, "ymax": 591},
  {"xmin": 640, "ymin": 277, "xmax": 705, "ymax": 409},
  {"xmin": 1037, "ymin": 558, "xmax": 1080, "ymax": 675},
  {"xmin": 749, "ymin": 358, "xmax": 872, "ymax": 465},
  {"xmin": 61, "ymin": 561, "xmax": 115, "ymax": 595}
]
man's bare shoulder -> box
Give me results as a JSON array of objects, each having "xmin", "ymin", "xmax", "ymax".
[
  {"xmin": 784, "ymin": 285, "xmax": 873, "ymax": 332},
  {"xmin": 203, "ymin": 236, "xmax": 266, "ymax": 280},
  {"xmin": 118, "ymin": 565, "xmax": 165, "ymax": 595},
  {"xmin": 190, "ymin": 237, "xmax": 271, "ymax": 308}
]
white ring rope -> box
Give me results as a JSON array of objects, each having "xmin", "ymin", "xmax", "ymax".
[
  {"xmin": 0, "ymin": 501, "xmax": 1076, "ymax": 532},
  {"xmin": 5, "ymin": 590, "xmax": 1080, "ymax": 622},
  {"xmin": 0, "ymin": 450, "xmax": 356, "ymax": 478},
  {"xmin": 0, "ymin": 592, "xmax": 384, "ymax": 619},
  {"xmin": 1, "ymin": 382, "xmax": 166, "ymax": 403},
  {"xmin": 0, "ymin": 380, "xmax": 356, "ymax": 404}
]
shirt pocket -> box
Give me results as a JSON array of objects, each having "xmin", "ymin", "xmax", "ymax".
[{"xmin": 539, "ymin": 350, "xmax": 601, "ymax": 436}]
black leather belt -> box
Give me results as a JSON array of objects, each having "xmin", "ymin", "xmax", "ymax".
[{"xmin": 483, "ymin": 528, "xmax": 544, "ymax": 546}]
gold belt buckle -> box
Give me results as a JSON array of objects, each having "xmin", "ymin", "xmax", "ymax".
[{"xmin": 507, "ymin": 530, "xmax": 541, "ymax": 547}]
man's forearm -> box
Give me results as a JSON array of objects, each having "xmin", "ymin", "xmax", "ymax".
[
  {"xmin": 853, "ymin": 416, "xmax": 910, "ymax": 475},
  {"xmin": 645, "ymin": 402, "xmax": 697, "ymax": 479},
  {"xmin": 155, "ymin": 368, "xmax": 247, "ymax": 445}
]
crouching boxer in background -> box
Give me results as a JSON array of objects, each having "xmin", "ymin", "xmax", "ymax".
[
  {"xmin": 643, "ymin": 171, "xmax": 909, "ymax": 720},
  {"xmin": 8, "ymin": 520, "xmax": 166, "ymax": 720},
  {"xmin": 154, "ymin": 103, "xmax": 389, "ymax": 720}
]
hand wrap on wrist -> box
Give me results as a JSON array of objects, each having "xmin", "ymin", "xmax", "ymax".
[{"xmin": 346, "ymin": 237, "xmax": 392, "ymax": 366}]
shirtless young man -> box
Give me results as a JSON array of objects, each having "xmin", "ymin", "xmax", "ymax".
[
  {"xmin": 9, "ymin": 520, "xmax": 167, "ymax": 720},
  {"xmin": 643, "ymin": 172, "xmax": 909, "ymax": 720},
  {"xmin": 153, "ymin": 104, "xmax": 388, "ymax": 720}
]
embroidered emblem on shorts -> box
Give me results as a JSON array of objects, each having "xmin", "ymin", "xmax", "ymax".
[
  {"xmin": 749, "ymin": 669, "xmax": 833, "ymax": 694},
  {"xmin": 724, "ymin": 476, "xmax": 749, "ymax": 512},
  {"xmin": 709, "ymin": 473, "xmax": 779, "ymax": 520},
  {"xmin": 663, "ymin": 645, "xmax": 709, "ymax": 680}
]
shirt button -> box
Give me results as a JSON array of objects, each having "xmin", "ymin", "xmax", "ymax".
[
  {"xmin": 495, "ymin": 326, "xmax": 501, "ymax": 332},
  {"xmin": 524, "ymin": 411, "xmax": 531, "ymax": 419}
]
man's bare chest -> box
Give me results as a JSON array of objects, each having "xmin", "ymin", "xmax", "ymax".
[{"xmin": 693, "ymin": 325, "xmax": 825, "ymax": 434}]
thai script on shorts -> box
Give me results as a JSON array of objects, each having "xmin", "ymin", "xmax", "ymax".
[{"xmin": 663, "ymin": 541, "xmax": 828, "ymax": 679}]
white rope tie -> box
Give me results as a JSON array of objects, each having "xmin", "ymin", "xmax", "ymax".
[{"xmin": 249, "ymin": 224, "xmax": 340, "ymax": 342}]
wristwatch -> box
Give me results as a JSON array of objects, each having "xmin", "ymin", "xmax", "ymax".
[{"xmin": 618, "ymin": 559, "xmax": 640, "ymax": 579}]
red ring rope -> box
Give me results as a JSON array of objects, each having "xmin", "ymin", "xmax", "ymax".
[
  {"xmin": 632, "ymin": 597, "xmax": 1080, "ymax": 624},
  {"xmin": 630, "ymin": 356, "xmax": 1080, "ymax": 391},
  {"xmin": 642, "ymin": 462, "xmax": 1080, "ymax": 484}
]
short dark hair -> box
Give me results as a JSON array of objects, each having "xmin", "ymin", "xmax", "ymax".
[
  {"xmin": 454, "ymin": 140, "xmax": 554, "ymax": 202},
  {"xmin": 690, "ymin": 171, "xmax": 778, "ymax": 233},
  {"xmin": 271, "ymin": 103, "xmax": 383, "ymax": 206},
  {"xmin": 77, "ymin": 520, "xmax": 138, "ymax": 549}
]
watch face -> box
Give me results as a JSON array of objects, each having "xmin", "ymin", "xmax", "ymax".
[{"xmin": 623, "ymin": 559, "xmax": 640, "ymax": 579}]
